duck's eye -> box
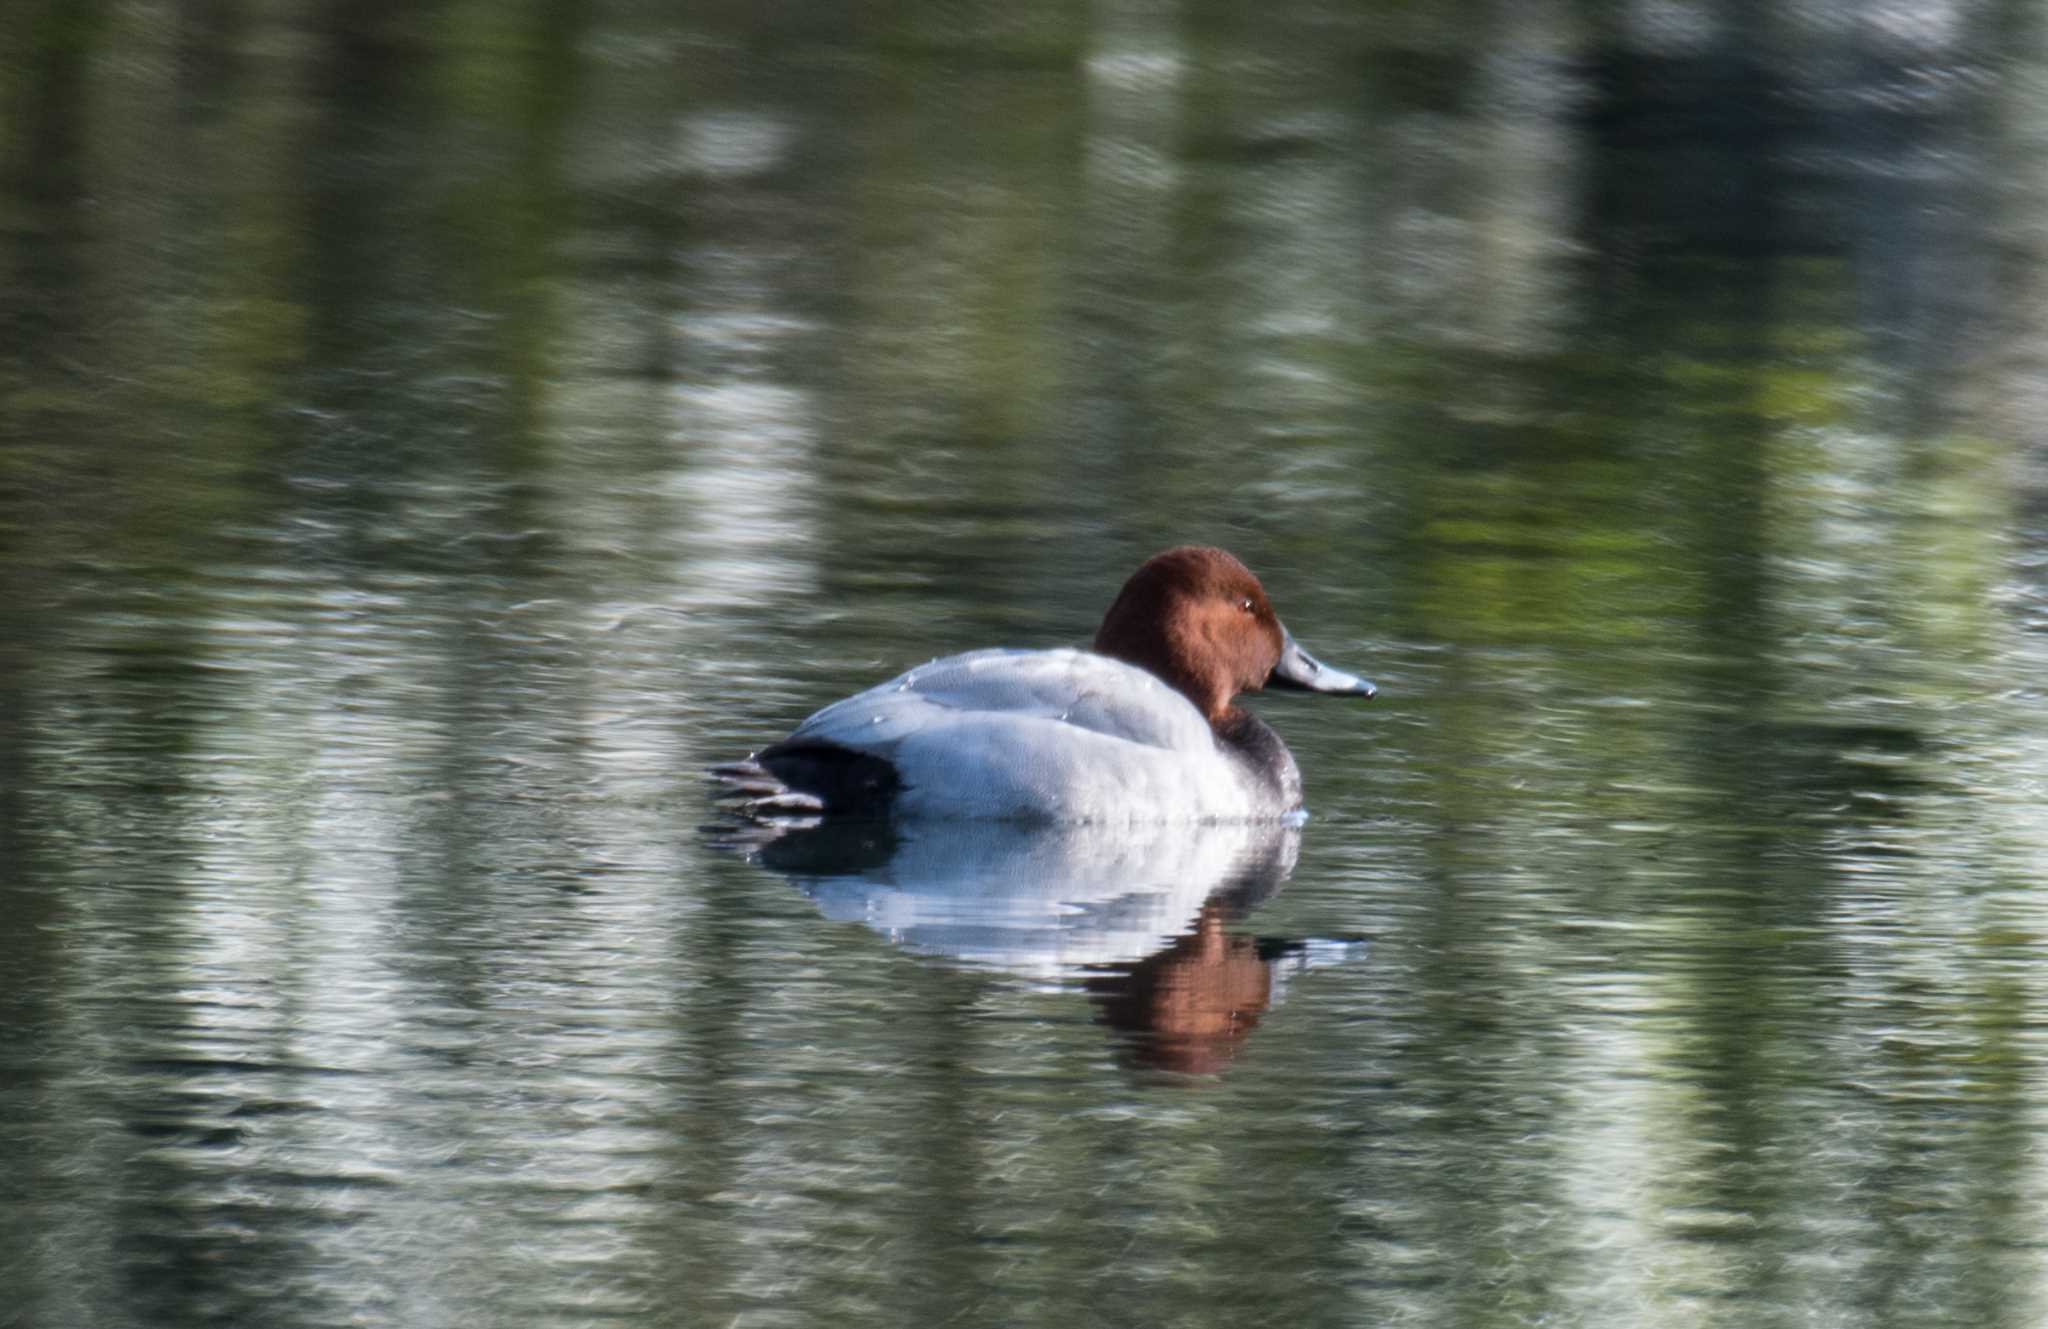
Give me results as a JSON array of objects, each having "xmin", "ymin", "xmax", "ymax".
[{"xmin": 1238, "ymin": 597, "xmax": 1256, "ymax": 613}]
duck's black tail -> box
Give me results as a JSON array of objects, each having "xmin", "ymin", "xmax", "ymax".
[
  {"xmin": 706, "ymin": 757, "xmax": 829, "ymax": 820},
  {"xmin": 707, "ymin": 742, "xmax": 901, "ymax": 821}
]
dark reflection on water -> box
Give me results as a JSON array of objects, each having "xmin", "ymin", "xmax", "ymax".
[{"xmin": 5, "ymin": 2, "xmax": 2048, "ymax": 1327}]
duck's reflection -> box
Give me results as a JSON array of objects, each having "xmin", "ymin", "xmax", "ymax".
[
  {"xmin": 739, "ymin": 819, "xmax": 1364, "ymax": 1074},
  {"xmin": 1086, "ymin": 902, "xmax": 1272, "ymax": 1074}
]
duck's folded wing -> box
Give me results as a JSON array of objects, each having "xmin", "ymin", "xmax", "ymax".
[
  {"xmin": 784, "ymin": 648, "xmax": 1213, "ymax": 755},
  {"xmin": 770, "ymin": 649, "xmax": 1236, "ymax": 820}
]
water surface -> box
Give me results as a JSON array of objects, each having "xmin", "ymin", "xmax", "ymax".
[{"xmin": 5, "ymin": 4, "xmax": 2048, "ymax": 1327}]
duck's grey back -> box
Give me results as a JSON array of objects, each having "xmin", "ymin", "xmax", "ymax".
[{"xmin": 777, "ymin": 648, "xmax": 1266, "ymax": 821}]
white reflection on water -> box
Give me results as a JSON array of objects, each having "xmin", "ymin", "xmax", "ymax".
[
  {"xmin": 677, "ymin": 110, "xmax": 797, "ymax": 179},
  {"xmin": 755, "ymin": 819, "xmax": 1304, "ymax": 979},
  {"xmin": 19, "ymin": 568, "xmax": 716, "ymax": 1325},
  {"xmin": 736, "ymin": 818, "xmax": 1366, "ymax": 1076},
  {"xmin": 664, "ymin": 378, "xmax": 819, "ymax": 609}
]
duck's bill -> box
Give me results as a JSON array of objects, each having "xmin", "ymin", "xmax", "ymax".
[{"xmin": 1268, "ymin": 629, "xmax": 1377, "ymax": 698}]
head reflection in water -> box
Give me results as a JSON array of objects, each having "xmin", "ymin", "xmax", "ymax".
[{"xmin": 1085, "ymin": 904, "xmax": 1275, "ymax": 1076}]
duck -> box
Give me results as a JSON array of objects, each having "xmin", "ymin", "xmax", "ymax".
[{"xmin": 714, "ymin": 545, "xmax": 1375, "ymax": 822}]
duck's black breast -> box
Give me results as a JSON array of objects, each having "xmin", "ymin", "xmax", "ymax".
[{"xmin": 1211, "ymin": 709, "xmax": 1304, "ymax": 812}]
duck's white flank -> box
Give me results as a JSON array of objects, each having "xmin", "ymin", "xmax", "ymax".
[{"xmin": 782, "ymin": 648, "xmax": 1275, "ymax": 822}]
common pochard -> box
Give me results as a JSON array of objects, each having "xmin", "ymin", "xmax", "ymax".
[{"xmin": 716, "ymin": 545, "xmax": 1375, "ymax": 822}]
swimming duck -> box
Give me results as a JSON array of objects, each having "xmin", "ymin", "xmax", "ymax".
[{"xmin": 716, "ymin": 545, "xmax": 1375, "ymax": 822}]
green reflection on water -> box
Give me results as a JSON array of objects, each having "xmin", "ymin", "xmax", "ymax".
[{"xmin": 3, "ymin": 4, "xmax": 2047, "ymax": 1329}]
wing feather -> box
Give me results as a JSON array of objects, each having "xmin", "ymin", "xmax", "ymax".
[{"xmin": 781, "ymin": 649, "xmax": 1246, "ymax": 820}]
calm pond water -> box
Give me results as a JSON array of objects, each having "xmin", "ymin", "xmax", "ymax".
[{"xmin": 6, "ymin": 3, "xmax": 2048, "ymax": 1327}]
